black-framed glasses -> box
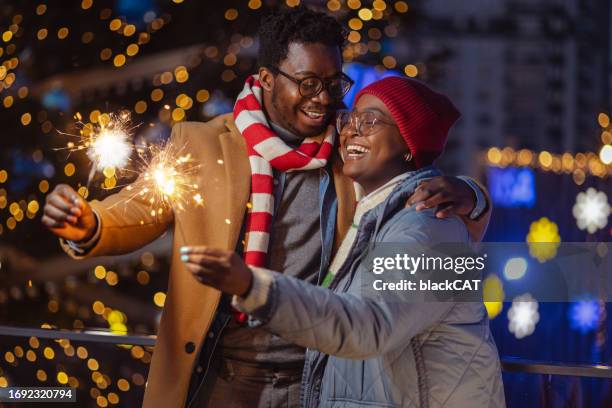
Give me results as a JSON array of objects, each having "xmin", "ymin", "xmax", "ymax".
[
  {"xmin": 269, "ymin": 67, "xmax": 354, "ymax": 99},
  {"xmin": 336, "ymin": 109, "xmax": 397, "ymax": 136}
]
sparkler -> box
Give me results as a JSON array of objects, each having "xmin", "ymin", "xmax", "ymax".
[
  {"xmin": 115, "ymin": 141, "xmax": 203, "ymax": 241},
  {"xmin": 59, "ymin": 111, "xmax": 203, "ymax": 239},
  {"xmin": 57, "ymin": 110, "xmax": 138, "ymax": 190}
]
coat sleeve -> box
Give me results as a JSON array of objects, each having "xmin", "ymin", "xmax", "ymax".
[
  {"xmin": 459, "ymin": 177, "xmax": 492, "ymax": 242},
  {"xmin": 238, "ymin": 210, "xmax": 469, "ymax": 359},
  {"xmin": 60, "ymin": 124, "xmax": 186, "ymax": 259}
]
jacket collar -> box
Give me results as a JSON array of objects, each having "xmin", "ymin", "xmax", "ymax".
[{"xmin": 367, "ymin": 166, "xmax": 442, "ymax": 237}]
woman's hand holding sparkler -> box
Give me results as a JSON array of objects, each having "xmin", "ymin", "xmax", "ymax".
[
  {"xmin": 180, "ymin": 246, "xmax": 254, "ymax": 297},
  {"xmin": 42, "ymin": 184, "xmax": 97, "ymax": 242}
]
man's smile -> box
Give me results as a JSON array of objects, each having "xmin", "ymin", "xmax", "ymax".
[{"xmin": 299, "ymin": 108, "xmax": 329, "ymax": 125}]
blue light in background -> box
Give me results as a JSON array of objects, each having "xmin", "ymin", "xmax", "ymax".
[
  {"xmin": 569, "ymin": 300, "xmax": 600, "ymax": 333},
  {"xmin": 201, "ymin": 90, "xmax": 232, "ymax": 117},
  {"xmin": 116, "ymin": 0, "xmax": 156, "ymax": 26},
  {"xmin": 343, "ymin": 63, "xmax": 401, "ymax": 108},
  {"xmin": 8, "ymin": 150, "xmax": 55, "ymax": 193},
  {"xmin": 487, "ymin": 166, "xmax": 536, "ymax": 208},
  {"xmin": 42, "ymin": 88, "xmax": 71, "ymax": 112}
]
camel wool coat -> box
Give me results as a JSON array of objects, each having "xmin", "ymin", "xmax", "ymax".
[{"xmin": 61, "ymin": 112, "xmax": 490, "ymax": 407}]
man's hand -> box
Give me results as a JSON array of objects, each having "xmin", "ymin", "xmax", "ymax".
[
  {"xmin": 407, "ymin": 176, "xmax": 476, "ymax": 219},
  {"xmin": 42, "ymin": 184, "xmax": 97, "ymax": 242},
  {"xmin": 180, "ymin": 246, "xmax": 253, "ymax": 297}
]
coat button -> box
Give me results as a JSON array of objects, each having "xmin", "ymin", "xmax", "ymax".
[{"xmin": 185, "ymin": 342, "xmax": 196, "ymax": 354}]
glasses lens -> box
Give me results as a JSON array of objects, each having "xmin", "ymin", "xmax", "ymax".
[
  {"xmin": 336, "ymin": 111, "xmax": 351, "ymax": 134},
  {"xmin": 327, "ymin": 79, "xmax": 344, "ymax": 99},
  {"xmin": 340, "ymin": 78, "xmax": 352, "ymax": 96},
  {"xmin": 299, "ymin": 77, "xmax": 323, "ymax": 97},
  {"xmin": 329, "ymin": 78, "xmax": 353, "ymax": 99},
  {"xmin": 357, "ymin": 112, "xmax": 377, "ymax": 135}
]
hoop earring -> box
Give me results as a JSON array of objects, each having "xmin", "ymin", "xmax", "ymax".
[{"xmin": 403, "ymin": 152, "xmax": 413, "ymax": 162}]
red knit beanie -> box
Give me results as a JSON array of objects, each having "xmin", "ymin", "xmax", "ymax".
[{"xmin": 354, "ymin": 76, "xmax": 460, "ymax": 168}]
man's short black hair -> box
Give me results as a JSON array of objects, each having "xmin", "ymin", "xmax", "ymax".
[{"xmin": 257, "ymin": 6, "xmax": 347, "ymax": 69}]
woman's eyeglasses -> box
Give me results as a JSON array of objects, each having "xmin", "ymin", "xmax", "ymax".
[
  {"xmin": 269, "ymin": 67, "xmax": 354, "ymax": 100},
  {"xmin": 336, "ymin": 110, "xmax": 397, "ymax": 136}
]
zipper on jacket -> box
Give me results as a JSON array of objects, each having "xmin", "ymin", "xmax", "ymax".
[
  {"xmin": 301, "ymin": 354, "xmax": 323, "ymax": 408},
  {"xmin": 300, "ymin": 350, "xmax": 312, "ymax": 407}
]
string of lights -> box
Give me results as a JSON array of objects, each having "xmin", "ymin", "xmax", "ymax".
[
  {"xmin": 0, "ymin": 0, "xmax": 422, "ymax": 239},
  {"xmin": 485, "ymin": 147, "xmax": 611, "ymax": 185}
]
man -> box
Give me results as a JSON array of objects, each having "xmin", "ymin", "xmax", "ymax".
[{"xmin": 42, "ymin": 7, "xmax": 490, "ymax": 408}]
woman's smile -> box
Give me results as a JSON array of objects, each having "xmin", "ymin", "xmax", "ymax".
[{"xmin": 344, "ymin": 141, "xmax": 371, "ymax": 160}]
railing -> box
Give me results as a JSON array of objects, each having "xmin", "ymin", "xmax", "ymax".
[
  {"xmin": 0, "ymin": 325, "xmax": 611, "ymax": 379},
  {"xmin": 0, "ymin": 325, "xmax": 156, "ymax": 347},
  {"xmin": 501, "ymin": 357, "xmax": 612, "ymax": 379}
]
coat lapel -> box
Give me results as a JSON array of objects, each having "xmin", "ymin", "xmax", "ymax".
[{"xmin": 220, "ymin": 118, "xmax": 251, "ymax": 248}]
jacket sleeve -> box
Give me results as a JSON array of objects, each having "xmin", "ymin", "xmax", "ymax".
[
  {"xmin": 60, "ymin": 124, "xmax": 185, "ymax": 259},
  {"xmin": 235, "ymin": 210, "xmax": 468, "ymax": 359}
]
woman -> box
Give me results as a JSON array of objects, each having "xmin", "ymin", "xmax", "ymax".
[{"xmin": 181, "ymin": 77, "xmax": 505, "ymax": 407}]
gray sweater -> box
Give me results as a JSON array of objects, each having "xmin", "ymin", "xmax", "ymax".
[{"xmin": 219, "ymin": 123, "xmax": 323, "ymax": 367}]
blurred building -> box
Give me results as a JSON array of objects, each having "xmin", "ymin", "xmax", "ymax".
[{"xmin": 394, "ymin": 0, "xmax": 610, "ymax": 175}]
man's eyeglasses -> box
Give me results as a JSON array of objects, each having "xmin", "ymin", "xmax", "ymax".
[
  {"xmin": 336, "ymin": 110, "xmax": 397, "ymax": 136},
  {"xmin": 269, "ymin": 67, "xmax": 354, "ymax": 100}
]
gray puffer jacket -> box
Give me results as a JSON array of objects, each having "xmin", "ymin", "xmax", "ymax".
[{"xmin": 237, "ymin": 167, "xmax": 506, "ymax": 407}]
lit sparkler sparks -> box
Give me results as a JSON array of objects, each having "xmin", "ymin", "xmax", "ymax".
[
  {"xmin": 120, "ymin": 141, "xmax": 202, "ymax": 217},
  {"xmin": 116, "ymin": 141, "xmax": 203, "ymax": 242},
  {"xmin": 57, "ymin": 110, "xmax": 138, "ymax": 187},
  {"xmin": 86, "ymin": 126, "xmax": 132, "ymax": 171}
]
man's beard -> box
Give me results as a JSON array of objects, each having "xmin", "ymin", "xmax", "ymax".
[{"xmin": 270, "ymin": 90, "xmax": 328, "ymax": 138}]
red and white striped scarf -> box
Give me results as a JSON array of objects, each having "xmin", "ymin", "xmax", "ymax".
[{"xmin": 233, "ymin": 75, "xmax": 335, "ymax": 267}]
